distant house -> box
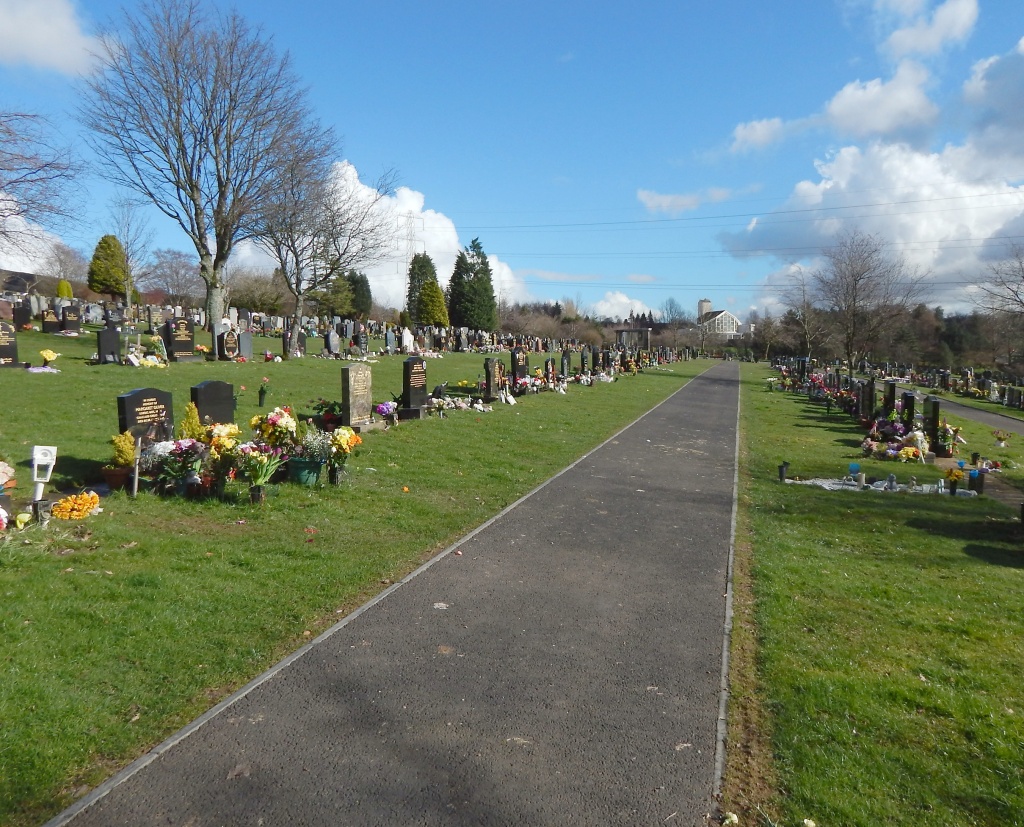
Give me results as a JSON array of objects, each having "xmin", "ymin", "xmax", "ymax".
[{"xmin": 698, "ymin": 308, "xmax": 741, "ymax": 339}]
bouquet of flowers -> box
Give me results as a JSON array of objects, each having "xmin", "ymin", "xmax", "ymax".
[
  {"xmin": 237, "ymin": 443, "xmax": 289, "ymax": 486},
  {"xmin": 161, "ymin": 438, "xmax": 208, "ymax": 480},
  {"xmin": 296, "ymin": 422, "xmax": 333, "ymax": 464},
  {"xmin": 249, "ymin": 406, "xmax": 296, "ymax": 446},
  {"xmin": 52, "ymin": 491, "xmax": 101, "ymax": 520},
  {"xmin": 203, "ymin": 423, "xmax": 241, "ymax": 481},
  {"xmin": 945, "ymin": 467, "xmax": 964, "ymax": 483},
  {"xmin": 375, "ymin": 401, "xmax": 396, "ymax": 417},
  {"xmin": 993, "ymin": 429, "xmax": 1012, "ymax": 444},
  {"xmin": 329, "ymin": 426, "xmax": 362, "ymax": 464}
]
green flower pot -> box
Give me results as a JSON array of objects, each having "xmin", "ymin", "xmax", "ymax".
[{"xmin": 287, "ymin": 458, "xmax": 323, "ymax": 486}]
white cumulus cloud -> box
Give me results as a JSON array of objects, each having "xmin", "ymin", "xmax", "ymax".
[
  {"xmin": 825, "ymin": 61, "xmax": 938, "ymax": 137},
  {"xmin": 592, "ymin": 290, "xmax": 654, "ymax": 321},
  {"xmin": 884, "ymin": 0, "xmax": 978, "ymax": 58},
  {"xmin": 0, "ymin": 0, "xmax": 97, "ymax": 74},
  {"xmin": 730, "ymin": 117, "xmax": 785, "ymax": 153}
]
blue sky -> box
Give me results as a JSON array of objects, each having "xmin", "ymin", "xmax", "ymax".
[{"xmin": 2, "ymin": 0, "xmax": 1023, "ymax": 320}]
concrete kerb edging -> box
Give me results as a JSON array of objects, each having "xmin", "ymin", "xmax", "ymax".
[
  {"xmin": 713, "ymin": 368, "xmax": 741, "ymax": 802},
  {"xmin": 44, "ymin": 362, "xmax": 731, "ymax": 827}
]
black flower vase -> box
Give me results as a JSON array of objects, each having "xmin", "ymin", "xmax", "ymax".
[
  {"xmin": 258, "ymin": 388, "xmax": 267, "ymax": 407},
  {"xmin": 949, "ymin": 481, "xmax": 958, "ymax": 496}
]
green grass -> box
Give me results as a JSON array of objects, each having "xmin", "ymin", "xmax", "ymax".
[
  {"xmin": 0, "ymin": 328, "xmax": 699, "ymax": 826},
  {"xmin": 735, "ymin": 365, "xmax": 1024, "ymax": 827}
]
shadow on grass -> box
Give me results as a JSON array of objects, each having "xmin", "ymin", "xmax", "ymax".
[{"xmin": 905, "ymin": 514, "xmax": 1024, "ymax": 568}]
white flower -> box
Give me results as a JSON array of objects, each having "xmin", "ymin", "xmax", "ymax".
[
  {"xmin": 723, "ymin": 814, "xmax": 739, "ymax": 825},
  {"xmin": 803, "ymin": 820, "xmax": 816, "ymax": 827}
]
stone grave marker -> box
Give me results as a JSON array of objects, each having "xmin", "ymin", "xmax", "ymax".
[
  {"xmin": 218, "ymin": 328, "xmax": 239, "ymax": 361},
  {"xmin": 545, "ymin": 357, "xmax": 556, "ymax": 384},
  {"xmin": 483, "ymin": 357, "xmax": 505, "ymax": 400},
  {"xmin": 399, "ymin": 356, "xmax": 428, "ymax": 419},
  {"xmin": 61, "ymin": 305, "xmax": 81, "ymax": 333},
  {"xmin": 341, "ymin": 363, "xmax": 373, "ymax": 428},
  {"xmin": 191, "ymin": 380, "xmax": 235, "ymax": 426},
  {"xmin": 561, "ymin": 349, "xmax": 571, "ymax": 376},
  {"xmin": 325, "ymin": 329, "xmax": 341, "ymax": 356},
  {"xmin": 41, "ymin": 307, "xmax": 60, "ymax": 334},
  {"xmin": 105, "ymin": 306, "xmax": 125, "ymax": 329},
  {"xmin": 883, "ymin": 381, "xmax": 897, "ymax": 416},
  {"xmin": 580, "ymin": 347, "xmax": 590, "ymax": 373},
  {"xmin": 511, "ymin": 347, "xmax": 529, "ymax": 382},
  {"xmin": 117, "ymin": 387, "xmax": 174, "ymax": 439},
  {"xmin": 923, "ymin": 396, "xmax": 940, "ymax": 451},
  {"xmin": 385, "ymin": 328, "xmax": 396, "ymax": 352},
  {"xmin": 237, "ymin": 331, "xmax": 253, "ymax": 362},
  {"xmin": 357, "ymin": 330, "xmax": 369, "ymax": 354},
  {"xmin": 0, "ymin": 320, "xmax": 23, "ymax": 367},
  {"xmin": 164, "ymin": 318, "xmax": 200, "ymax": 362},
  {"xmin": 96, "ymin": 328, "xmax": 122, "ymax": 364},
  {"xmin": 459, "ymin": 331, "xmax": 469, "ymax": 351},
  {"xmin": 901, "ymin": 391, "xmax": 916, "ymax": 426},
  {"xmin": 12, "ymin": 304, "xmax": 31, "ymax": 330}
]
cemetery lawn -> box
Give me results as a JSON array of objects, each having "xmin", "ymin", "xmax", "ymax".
[
  {"xmin": 726, "ymin": 364, "xmax": 1024, "ymax": 827},
  {"xmin": 0, "ymin": 329, "xmax": 699, "ymax": 826}
]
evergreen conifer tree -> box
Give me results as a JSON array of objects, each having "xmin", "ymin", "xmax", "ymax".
[
  {"xmin": 87, "ymin": 235, "xmax": 129, "ymax": 300},
  {"xmin": 416, "ymin": 274, "xmax": 449, "ymax": 326},
  {"xmin": 406, "ymin": 253, "xmax": 436, "ymax": 324}
]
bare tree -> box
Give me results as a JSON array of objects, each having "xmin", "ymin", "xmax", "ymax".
[
  {"xmin": 812, "ymin": 230, "xmax": 924, "ymax": 377},
  {"xmin": 145, "ymin": 248, "xmax": 204, "ymax": 307},
  {"xmin": 780, "ymin": 267, "xmax": 831, "ymax": 359},
  {"xmin": 43, "ymin": 242, "xmax": 88, "ymax": 292},
  {"xmin": 0, "ymin": 112, "xmax": 78, "ymax": 249},
  {"xmin": 225, "ymin": 266, "xmax": 288, "ymax": 315},
  {"xmin": 972, "ymin": 244, "xmax": 1024, "ymax": 316},
  {"xmin": 250, "ymin": 158, "xmax": 394, "ymax": 356},
  {"xmin": 80, "ymin": 0, "xmax": 332, "ymax": 328},
  {"xmin": 109, "ymin": 196, "xmax": 154, "ymax": 307}
]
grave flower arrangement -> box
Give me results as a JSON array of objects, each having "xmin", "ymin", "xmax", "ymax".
[
  {"xmin": 375, "ymin": 401, "xmax": 396, "ymax": 417},
  {"xmin": 945, "ymin": 467, "xmax": 965, "ymax": 483},
  {"xmin": 39, "ymin": 349, "xmax": 60, "ymax": 366},
  {"xmin": 249, "ymin": 406, "xmax": 296, "ymax": 447},
  {"xmin": 311, "ymin": 398, "xmax": 344, "ymax": 428},
  {"xmin": 0, "ymin": 458, "xmax": 15, "ymax": 488},
  {"xmin": 992, "ymin": 429, "xmax": 1011, "ymax": 445},
  {"xmin": 161, "ymin": 438, "xmax": 208, "ymax": 481},
  {"xmin": 237, "ymin": 443, "xmax": 288, "ymax": 486},
  {"xmin": 328, "ymin": 426, "xmax": 361, "ymax": 464},
  {"xmin": 52, "ymin": 491, "xmax": 101, "ymax": 520},
  {"xmin": 292, "ymin": 421, "xmax": 333, "ymax": 463},
  {"xmin": 203, "ymin": 423, "xmax": 242, "ymax": 486}
]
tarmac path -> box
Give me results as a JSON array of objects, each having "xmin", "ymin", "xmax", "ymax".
[{"xmin": 47, "ymin": 361, "xmax": 740, "ymax": 827}]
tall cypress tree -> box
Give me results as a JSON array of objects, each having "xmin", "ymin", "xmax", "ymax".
[
  {"xmin": 87, "ymin": 235, "xmax": 129, "ymax": 300},
  {"xmin": 416, "ymin": 275, "xmax": 449, "ymax": 326},
  {"xmin": 345, "ymin": 270, "xmax": 373, "ymax": 319},
  {"xmin": 447, "ymin": 238, "xmax": 497, "ymax": 330},
  {"xmin": 406, "ymin": 253, "xmax": 436, "ymax": 324}
]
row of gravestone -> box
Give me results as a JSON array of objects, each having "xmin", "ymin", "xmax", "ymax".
[{"xmin": 96, "ymin": 319, "xmax": 255, "ymax": 365}]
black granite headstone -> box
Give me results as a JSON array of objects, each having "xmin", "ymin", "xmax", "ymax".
[
  {"xmin": 511, "ymin": 347, "xmax": 529, "ymax": 381},
  {"xmin": 61, "ymin": 306, "xmax": 81, "ymax": 333},
  {"xmin": 0, "ymin": 321, "xmax": 21, "ymax": 367},
  {"xmin": 400, "ymin": 356, "xmax": 428, "ymax": 418},
  {"xmin": 483, "ymin": 357, "xmax": 505, "ymax": 400},
  {"xmin": 561, "ymin": 350, "xmax": 571, "ymax": 377},
  {"xmin": 41, "ymin": 307, "xmax": 60, "ymax": 334},
  {"xmin": 217, "ymin": 329, "xmax": 239, "ymax": 361},
  {"xmin": 191, "ymin": 380, "xmax": 235, "ymax": 426},
  {"xmin": 12, "ymin": 305, "xmax": 31, "ymax": 330},
  {"xmin": 96, "ymin": 328, "xmax": 122, "ymax": 364},
  {"xmin": 117, "ymin": 387, "xmax": 174, "ymax": 438},
  {"xmin": 164, "ymin": 318, "xmax": 200, "ymax": 362}
]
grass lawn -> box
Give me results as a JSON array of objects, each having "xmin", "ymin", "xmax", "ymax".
[
  {"xmin": 0, "ymin": 328, "xmax": 699, "ymax": 826},
  {"xmin": 726, "ymin": 364, "xmax": 1024, "ymax": 827}
]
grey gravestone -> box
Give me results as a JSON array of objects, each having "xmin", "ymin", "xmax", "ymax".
[
  {"xmin": 237, "ymin": 331, "xmax": 253, "ymax": 362},
  {"xmin": 0, "ymin": 321, "xmax": 22, "ymax": 367},
  {"xmin": 385, "ymin": 328, "xmax": 396, "ymax": 352},
  {"xmin": 580, "ymin": 347, "xmax": 590, "ymax": 372},
  {"xmin": 61, "ymin": 306, "xmax": 81, "ymax": 333},
  {"xmin": 511, "ymin": 347, "xmax": 529, "ymax": 381},
  {"xmin": 341, "ymin": 363, "xmax": 373, "ymax": 428},
  {"xmin": 164, "ymin": 318, "xmax": 200, "ymax": 362},
  {"xmin": 105, "ymin": 306, "xmax": 125, "ymax": 329},
  {"xmin": 343, "ymin": 320, "xmax": 355, "ymax": 341},
  {"xmin": 326, "ymin": 329, "xmax": 341, "ymax": 356},
  {"xmin": 483, "ymin": 357, "xmax": 505, "ymax": 400},
  {"xmin": 41, "ymin": 307, "xmax": 60, "ymax": 334},
  {"xmin": 357, "ymin": 330, "xmax": 369, "ymax": 354},
  {"xmin": 283, "ymin": 328, "xmax": 306, "ymax": 356},
  {"xmin": 191, "ymin": 380, "xmax": 235, "ymax": 426},
  {"xmin": 561, "ymin": 350, "xmax": 571, "ymax": 376},
  {"xmin": 117, "ymin": 387, "xmax": 174, "ymax": 438},
  {"xmin": 96, "ymin": 329, "xmax": 122, "ymax": 364},
  {"xmin": 218, "ymin": 329, "xmax": 239, "ymax": 361},
  {"xmin": 400, "ymin": 356, "xmax": 428, "ymax": 419}
]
